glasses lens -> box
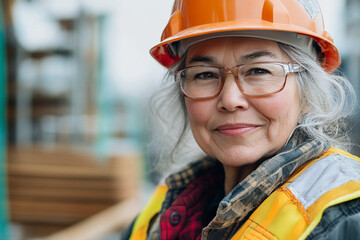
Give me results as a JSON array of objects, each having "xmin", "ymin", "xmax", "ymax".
[
  {"xmin": 178, "ymin": 66, "xmax": 222, "ymax": 99},
  {"xmin": 238, "ymin": 63, "xmax": 286, "ymax": 96}
]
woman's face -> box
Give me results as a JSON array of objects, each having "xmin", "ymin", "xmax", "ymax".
[{"xmin": 184, "ymin": 37, "xmax": 301, "ymax": 168}]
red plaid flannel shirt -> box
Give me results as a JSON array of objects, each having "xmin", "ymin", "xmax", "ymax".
[{"xmin": 159, "ymin": 165, "xmax": 224, "ymax": 240}]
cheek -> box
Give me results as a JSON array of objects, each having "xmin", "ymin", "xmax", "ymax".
[
  {"xmin": 260, "ymin": 78, "xmax": 300, "ymax": 124},
  {"xmin": 185, "ymin": 99, "xmax": 215, "ymax": 154},
  {"xmin": 253, "ymin": 91, "xmax": 300, "ymax": 132},
  {"xmin": 270, "ymin": 99, "xmax": 294, "ymax": 119},
  {"xmin": 185, "ymin": 99, "xmax": 212, "ymax": 124}
]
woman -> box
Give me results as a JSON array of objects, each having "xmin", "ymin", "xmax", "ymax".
[{"xmin": 124, "ymin": 0, "xmax": 360, "ymax": 239}]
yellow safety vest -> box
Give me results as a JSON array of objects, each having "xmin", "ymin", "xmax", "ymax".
[{"xmin": 129, "ymin": 148, "xmax": 360, "ymax": 240}]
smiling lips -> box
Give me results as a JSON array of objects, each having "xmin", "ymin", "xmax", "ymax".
[{"xmin": 215, "ymin": 123, "xmax": 260, "ymax": 136}]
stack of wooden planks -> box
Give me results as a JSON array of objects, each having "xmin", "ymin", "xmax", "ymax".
[{"xmin": 7, "ymin": 145, "xmax": 141, "ymax": 238}]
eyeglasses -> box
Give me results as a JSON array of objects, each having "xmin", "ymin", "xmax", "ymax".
[{"xmin": 175, "ymin": 62, "xmax": 304, "ymax": 100}]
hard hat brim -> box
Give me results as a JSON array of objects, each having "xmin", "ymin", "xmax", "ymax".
[{"xmin": 150, "ymin": 20, "xmax": 340, "ymax": 72}]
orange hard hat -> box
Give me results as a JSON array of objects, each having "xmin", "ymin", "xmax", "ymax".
[{"xmin": 150, "ymin": 0, "xmax": 340, "ymax": 72}]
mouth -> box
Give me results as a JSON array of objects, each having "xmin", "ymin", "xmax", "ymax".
[{"xmin": 215, "ymin": 123, "xmax": 261, "ymax": 136}]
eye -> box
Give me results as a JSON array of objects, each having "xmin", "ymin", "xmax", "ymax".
[
  {"xmin": 245, "ymin": 68, "xmax": 271, "ymax": 76},
  {"xmin": 194, "ymin": 71, "xmax": 219, "ymax": 80}
]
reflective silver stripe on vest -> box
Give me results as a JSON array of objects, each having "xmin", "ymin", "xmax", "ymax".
[{"xmin": 287, "ymin": 154, "xmax": 360, "ymax": 209}]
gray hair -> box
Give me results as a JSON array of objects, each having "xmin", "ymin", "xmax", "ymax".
[
  {"xmin": 148, "ymin": 42, "xmax": 357, "ymax": 173},
  {"xmin": 279, "ymin": 43, "xmax": 356, "ymax": 149}
]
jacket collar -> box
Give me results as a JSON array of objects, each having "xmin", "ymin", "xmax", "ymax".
[
  {"xmin": 152, "ymin": 130, "xmax": 330, "ymax": 240},
  {"xmin": 202, "ymin": 130, "xmax": 330, "ymax": 239}
]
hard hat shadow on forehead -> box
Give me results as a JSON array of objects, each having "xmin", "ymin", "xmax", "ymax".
[
  {"xmin": 176, "ymin": 30, "xmax": 318, "ymax": 60},
  {"xmin": 150, "ymin": 0, "xmax": 340, "ymax": 72}
]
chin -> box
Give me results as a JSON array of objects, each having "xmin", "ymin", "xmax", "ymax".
[
  {"xmin": 217, "ymin": 144, "xmax": 283, "ymax": 168},
  {"xmin": 217, "ymin": 151, "xmax": 263, "ymax": 168}
]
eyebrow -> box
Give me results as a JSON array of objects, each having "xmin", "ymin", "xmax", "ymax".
[
  {"xmin": 241, "ymin": 50, "xmax": 278, "ymax": 61},
  {"xmin": 188, "ymin": 56, "xmax": 216, "ymax": 64},
  {"xmin": 187, "ymin": 50, "xmax": 278, "ymax": 65}
]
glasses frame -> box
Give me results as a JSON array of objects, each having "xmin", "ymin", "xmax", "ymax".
[{"xmin": 175, "ymin": 62, "xmax": 304, "ymax": 101}]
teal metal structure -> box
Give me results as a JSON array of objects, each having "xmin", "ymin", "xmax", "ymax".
[{"xmin": 0, "ymin": 2, "xmax": 9, "ymax": 240}]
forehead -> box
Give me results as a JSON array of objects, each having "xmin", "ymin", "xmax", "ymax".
[{"xmin": 186, "ymin": 37, "xmax": 290, "ymax": 63}]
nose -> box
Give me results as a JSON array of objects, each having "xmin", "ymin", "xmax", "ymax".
[{"xmin": 217, "ymin": 73, "xmax": 249, "ymax": 112}]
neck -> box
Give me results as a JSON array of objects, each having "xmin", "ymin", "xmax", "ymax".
[{"xmin": 223, "ymin": 163, "xmax": 260, "ymax": 195}]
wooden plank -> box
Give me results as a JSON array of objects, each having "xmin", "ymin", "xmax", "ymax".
[
  {"xmin": 7, "ymin": 147, "xmax": 98, "ymax": 165},
  {"xmin": 7, "ymin": 162, "xmax": 112, "ymax": 178},
  {"xmin": 8, "ymin": 188, "xmax": 118, "ymax": 202},
  {"xmin": 19, "ymin": 223, "xmax": 70, "ymax": 239},
  {"xmin": 8, "ymin": 176, "xmax": 139, "ymax": 200},
  {"xmin": 10, "ymin": 199, "xmax": 113, "ymax": 224},
  {"xmin": 8, "ymin": 176, "xmax": 114, "ymax": 190}
]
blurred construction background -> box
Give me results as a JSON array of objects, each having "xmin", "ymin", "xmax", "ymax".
[{"xmin": 0, "ymin": 0, "xmax": 359, "ymax": 239}]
